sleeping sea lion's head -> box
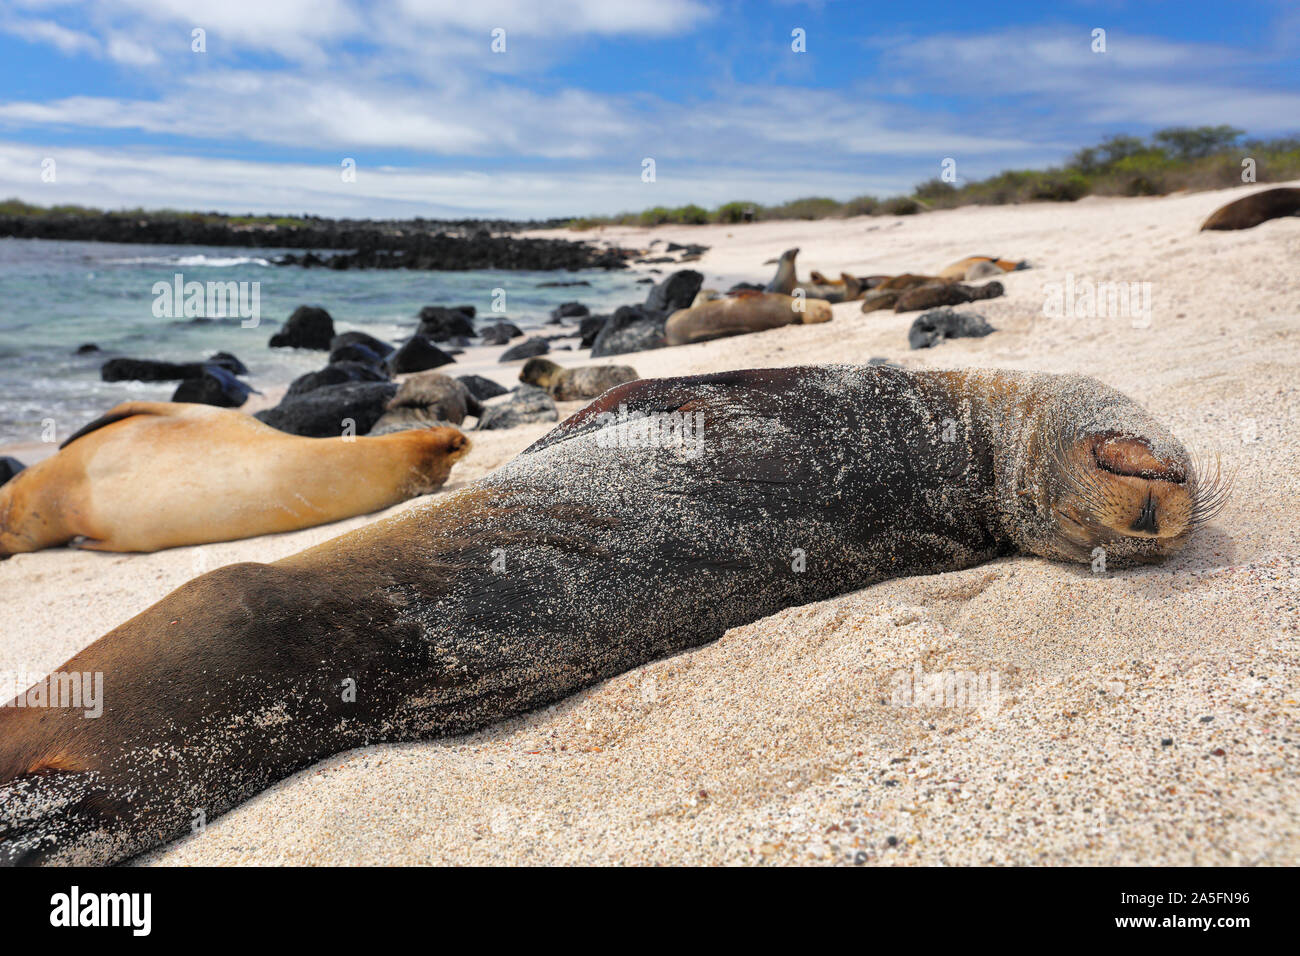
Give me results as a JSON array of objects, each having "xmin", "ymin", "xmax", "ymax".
[
  {"xmin": 520, "ymin": 357, "xmax": 563, "ymax": 389},
  {"xmin": 1014, "ymin": 378, "xmax": 1230, "ymax": 566}
]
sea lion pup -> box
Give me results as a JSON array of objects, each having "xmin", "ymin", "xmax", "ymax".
[
  {"xmin": 0, "ymin": 366, "xmax": 1229, "ymax": 865},
  {"xmin": 518, "ymin": 358, "xmax": 639, "ymax": 401},
  {"xmin": 1200, "ymin": 187, "xmax": 1300, "ymax": 231},
  {"xmin": 665, "ymin": 291, "xmax": 833, "ymax": 346},
  {"xmin": 370, "ymin": 372, "xmax": 484, "ymax": 433},
  {"xmin": 937, "ymin": 256, "xmax": 1028, "ymax": 281},
  {"xmin": 0, "ymin": 402, "xmax": 470, "ymax": 555}
]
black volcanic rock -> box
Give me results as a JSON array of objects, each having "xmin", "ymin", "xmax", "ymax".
[
  {"xmin": 644, "ymin": 270, "xmax": 703, "ymax": 313},
  {"xmin": 479, "ymin": 321, "xmax": 524, "ymax": 346},
  {"xmin": 329, "ymin": 331, "xmax": 395, "ymax": 358},
  {"xmin": 578, "ymin": 315, "xmax": 608, "ymax": 349},
  {"xmin": 75, "ymin": 343, "xmax": 100, "ymax": 354},
  {"xmin": 549, "ymin": 302, "xmax": 590, "ymax": 322},
  {"xmin": 171, "ymin": 366, "xmax": 255, "ymax": 408},
  {"xmin": 207, "ymin": 351, "xmax": 248, "ymax": 375},
  {"xmin": 287, "ymin": 361, "xmax": 390, "ymax": 397},
  {"xmin": 457, "ymin": 374, "xmax": 510, "ymax": 402},
  {"xmin": 255, "ymin": 382, "xmax": 398, "ymax": 437},
  {"xmin": 268, "ymin": 306, "xmax": 335, "ymax": 350},
  {"xmin": 476, "ymin": 384, "xmax": 558, "ymax": 430},
  {"xmin": 387, "ymin": 335, "xmax": 456, "ymax": 374},
  {"xmin": 416, "ymin": 306, "xmax": 476, "ymax": 341},
  {"xmin": 329, "ymin": 343, "xmax": 386, "ymax": 366},
  {"xmin": 590, "ymin": 304, "xmax": 666, "ymax": 357},
  {"xmin": 0, "ymin": 456, "xmax": 25, "ymax": 486},
  {"xmin": 101, "ymin": 358, "xmax": 206, "ymax": 382},
  {"xmin": 499, "ymin": 338, "xmax": 550, "ymax": 362}
]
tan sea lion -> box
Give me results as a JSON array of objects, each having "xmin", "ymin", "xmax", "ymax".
[
  {"xmin": 1200, "ymin": 187, "xmax": 1300, "ymax": 231},
  {"xmin": 665, "ymin": 291, "xmax": 832, "ymax": 346},
  {"xmin": 808, "ymin": 271, "xmax": 865, "ymax": 301},
  {"xmin": 519, "ymin": 358, "xmax": 639, "ymax": 401},
  {"xmin": 895, "ymin": 280, "xmax": 1004, "ymax": 313},
  {"xmin": 0, "ymin": 401, "xmax": 469, "ymax": 555},
  {"xmin": 937, "ymin": 256, "xmax": 1027, "ymax": 282},
  {"xmin": 0, "ymin": 365, "xmax": 1228, "ymax": 864}
]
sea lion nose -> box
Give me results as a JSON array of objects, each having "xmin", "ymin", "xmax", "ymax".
[{"xmin": 1130, "ymin": 494, "xmax": 1159, "ymax": 534}]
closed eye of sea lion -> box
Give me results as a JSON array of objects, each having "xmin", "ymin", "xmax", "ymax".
[
  {"xmin": 0, "ymin": 401, "xmax": 470, "ymax": 555},
  {"xmin": 0, "ymin": 366, "xmax": 1228, "ymax": 863},
  {"xmin": 1200, "ymin": 187, "xmax": 1300, "ymax": 231},
  {"xmin": 519, "ymin": 358, "xmax": 639, "ymax": 401}
]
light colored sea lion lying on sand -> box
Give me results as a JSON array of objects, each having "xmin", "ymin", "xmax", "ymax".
[
  {"xmin": 665, "ymin": 290, "xmax": 832, "ymax": 346},
  {"xmin": 1200, "ymin": 187, "xmax": 1300, "ymax": 231},
  {"xmin": 0, "ymin": 401, "xmax": 469, "ymax": 554},
  {"xmin": 519, "ymin": 358, "xmax": 639, "ymax": 401},
  {"xmin": 937, "ymin": 256, "xmax": 1029, "ymax": 282}
]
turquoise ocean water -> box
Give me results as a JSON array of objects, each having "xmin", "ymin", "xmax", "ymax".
[{"xmin": 0, "ymin": 237, "xmax": 645, "ymax": 446}]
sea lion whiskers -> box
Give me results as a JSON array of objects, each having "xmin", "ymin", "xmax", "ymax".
[{"xmin": 1042, "ymin": 427, "xmax": 1228, "ymax": 561}]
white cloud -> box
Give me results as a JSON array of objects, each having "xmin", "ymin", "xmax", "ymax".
[
  {"xmin": 0, "ymin": 140, "xmax": 917, "ymax": 218},
  {"xmin": 0, "ymin": 16, "xmax": 99, "ymax": 56}
]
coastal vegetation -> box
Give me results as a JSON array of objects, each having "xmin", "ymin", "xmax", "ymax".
[{"xmin": 566, "ymin": 126, "xmax": 1300, "ymax": 229}]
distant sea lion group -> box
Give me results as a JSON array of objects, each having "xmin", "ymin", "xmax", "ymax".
[{"xmin": 0, "ymin": 365, "xmax": 1228, "ymax": 864}]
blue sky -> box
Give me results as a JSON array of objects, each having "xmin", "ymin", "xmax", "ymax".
[{"xmin": 0, "ymin": 0, "xmax": 1296, "ymax": 218}]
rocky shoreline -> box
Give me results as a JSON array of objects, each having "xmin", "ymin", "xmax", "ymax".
[{"xmin": 0, "ymin": 211, "xmax": 634, "ymax": 271}]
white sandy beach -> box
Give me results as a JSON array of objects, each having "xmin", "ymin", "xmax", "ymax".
[{"xmin": 2, "ymin": 181, "xmax": 1297, "ymax": 865}]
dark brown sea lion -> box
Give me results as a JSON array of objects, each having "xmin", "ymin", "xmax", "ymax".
[
  {"xmin": 860, "ymin": 289, "xmax": 901, "ymax": 313},
  {"xmin": 519, "ymin": 358, "xmax": 639, "ymax": 401},
  {"xmin": 0, "ymin": 366, "xmax": 1228, "ymax": 864},
  {"xmin": 879, "ymin": 273, "xmax": 948, "ymax": 291},
  {"xmin": 0, "ymin": 402, "xmax": 470, "ymax": 555},
  {"xmin": 895, "ymin": 280, "xmax": 1004, "ymax": 313},
  {"xmin": 1200, "ymin": 187, "xmax": 1300, "ymax": 231},
  {"xmin": 664, "ymin": 292, "xmax": 832, "ymax": 346}
]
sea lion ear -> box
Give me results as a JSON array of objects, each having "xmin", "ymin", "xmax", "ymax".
[{"xmin": 437, "ymin": 428, "xmax": 471, "ymax": 459}]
